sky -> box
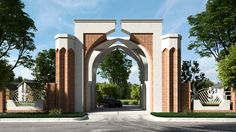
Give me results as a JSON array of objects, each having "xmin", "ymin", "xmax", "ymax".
[{"xmin": 13, "ymin": 0, "xmax": 219, "ymax": 83}]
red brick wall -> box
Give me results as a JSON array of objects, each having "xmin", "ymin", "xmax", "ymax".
[
  {"xmin": 0, "ymin": 90, "xmax": 6, "ymax": 113},
  {"xmin": 46, "ymin": 83, "xmax": 56, "ymax": 111},
  {"xmin": 181, "ymin": 82, "xmax": 191, "ymax": 112}
]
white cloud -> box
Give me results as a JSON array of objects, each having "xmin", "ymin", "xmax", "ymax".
[
  {"xmin": 13, "ymin": 66, "xmax": 34, "ymax": 80},
  {"xmin": 197, "ymin": 57, "xmax": 219, "ymax": 83},
  {"xmin": 51, "ymin": 0, "xmax": 102, "ymax": 9},
  {"xmin": 155, "ymin": 0, "xmax": 178, "ymax": 18},
  {"xmin": 128, "ymin": 61, "xmax": 140, "ymax": 84}
]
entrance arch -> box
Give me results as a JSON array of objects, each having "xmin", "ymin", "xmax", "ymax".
[
  {"xmin": 53, "ymin": 19, "xmax": 182, "ymax": 112},
  {"xmin": 87, "ymin": 41, "xmax": 148, "ymax": 111}
]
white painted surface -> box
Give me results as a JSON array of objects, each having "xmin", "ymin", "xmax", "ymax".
[{"xmin": 193, "ymin": 100, "xmax": 230, "ymax": 110}]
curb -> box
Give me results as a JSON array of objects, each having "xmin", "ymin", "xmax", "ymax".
[
  {"xmin": 0, "ymin": 115, "xmax": 88, "ymax": 122},
  {"xmin": 146, "ymin": 115, "xmax": 236, "ymax": 122}
]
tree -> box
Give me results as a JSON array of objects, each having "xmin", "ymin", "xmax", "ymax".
[
  {"xmin": 0, "ymin": 0, "xmax": 37, "ymax": 70},
  {"xmin": 14, "ymin": 76, "xmax": 23, "ymax": 83},
  {"xmin": 181, "ymin": 60, "xmax": 214, "ymax": 91},
  {"xmin": 32, "ymin": 49, "xmax": 55, "ymax": 89},
  {"xmin": 98, "ymin": 49, "xmax": 132, "ymax": 98},
  {"xmin": 188, "ymin": 0, "xmax": 236, "ymax": 62},
  {"xmin": 96, "ymin": 83, "xmax": 120, "ymax": 99},
  {"xmin": 130, "ymin": 84, "xmax": 140, "ymax": 101},
  {"xmin": 0, "ymin": 60, "xmax": 14, "ymax": 88},
  {"xmin": 218, "ymin": 45, "xmax": 236, "ymax": 89}
]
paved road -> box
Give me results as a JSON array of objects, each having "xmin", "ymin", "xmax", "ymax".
[{"xmin": 0, "ymin": 108, "xmax": 235, "ymax": 132}]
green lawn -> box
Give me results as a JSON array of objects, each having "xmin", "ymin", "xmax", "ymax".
[
  {"xmin": 0, "ymin": 112, "xmax": 87, "ymax": 118},
  {"xmin": 120, "ymin": 99, "xmax": 139, "ymax": 105},
  {"xmin": 151, "ymin": 112, "xmax": 236, "ymax": 118}
]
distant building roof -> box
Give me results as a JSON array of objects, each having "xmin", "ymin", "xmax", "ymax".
[
  {"xmin": 17, "ymin": 79, "xmax": 37, "ymax": 89},
  {"xmin": 6, "ymin": 83, "xmax": 18, "ymax": 91}
]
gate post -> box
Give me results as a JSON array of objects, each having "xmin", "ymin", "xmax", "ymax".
[{"xmin": 0, "ymin": 90, "xmax": 6, "ymax": 113}]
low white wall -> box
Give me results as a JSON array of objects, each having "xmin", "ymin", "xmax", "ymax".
[
  {"xmin": 6, "ymin": 100, "xmax": 44, "ymax": 111},
  {"xmin": 193, "ymin": 100, "xmax": 230, "ymax": 111}
]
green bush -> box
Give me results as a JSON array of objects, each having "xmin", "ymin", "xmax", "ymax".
[
  {"xmin": 130, "ymin": 84, "xmax": 140, "ymax": 101},
  {"xmin": 96, "ymin": 83, "xmax": 120, "ymax": 99},
  {"xmin": 131, "ymin": 100, "xmax": 138, "ymax": 105},
  {"xmin": 49, "ymin": 108, "xmax": 62, "ymax": 116},
  {"xmin": 122, "ymin": 101, "xmax": 129, "ymax": 105}
]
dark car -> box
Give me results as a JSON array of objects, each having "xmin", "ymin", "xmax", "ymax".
[{"xmin": 99, "ymin": 96, "xmax": 122, "ymax": 108}]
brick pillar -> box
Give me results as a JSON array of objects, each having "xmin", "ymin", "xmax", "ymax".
[
  {"xmin": 0, "ymin": 90, "xmax": 6, "ymax": 113},
  {"xmin": 46, "ymin": 83, "xmax": 56, "ymax": 111},
  {"xmin": 162, "ymin": 48, "xmax": 169, "ymax": 112},
  {"xmin": 64, "ymin": 49, "xmax": 75, "ymax": 112},
  {"xmin": 231, "ymin": 89, "xmax": 236, "ymax": 112},
  {"xmin": 181, "ymin": 82, "xmax": 191, "ymax": 112},
  {"xmin": 56, "ymin": 48, "xmax": 65, "ymax": 110}
]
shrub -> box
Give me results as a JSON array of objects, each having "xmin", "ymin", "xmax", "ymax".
[
  {"xmin": 131, "ymin": 84, "xmax": 140, "ymax": 101},
  {"xmin": 49, "ymin": 108, "xmax": 62, "ymax": 116},
  {"xmin": 131, "ymin": 100, "xmax": 138, "ymax": 105},
  {"xmin": 96, "ymin": 83, "xmax": 120, "ymax": 99},
  {"xmin": 122, "ymin": 101, "xmax": 129, "ymax": 105}
]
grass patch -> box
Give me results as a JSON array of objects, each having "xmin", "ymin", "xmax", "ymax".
[
  {"xmin": 151, "ymin": 112, "xmax": 236, "ymax": 118},
  {"xmin": 0, "ymin": 112, "xmax": 87, "ymax": 118},
  {"xmin": 121, "ymin": 99, "xmax": 140, "ymax": 105}
]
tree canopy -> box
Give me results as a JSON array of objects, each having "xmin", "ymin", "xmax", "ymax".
[
  {"xmin": 218, "ymin": 45, "xmax": 236, "ymax": 89},
  {"xmin": 0, "ymin": 59, "xmax": 14, "ymax": 88},
  {"xmin": 98, "ymin": 49, "xmax": 132, "ymax": 98},
  {"xmin": 188, "ymin": 0, "xmax": 236, "ymax": 62},
  {"xmin": 181, "ymin": 60, "xmax": 214, "ymax": 91},
  {"xmin": 0, "ymin": 0, "xmax": 37, "ymax": 70},
  {"xmin": 32, "ymin": 49, "xmax": 55, "ymax": 89}
]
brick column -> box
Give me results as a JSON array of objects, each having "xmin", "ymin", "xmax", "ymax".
[
  {"xmin": 0, "ymin": 90, "xmax": 6, "ymax": 113},
  {"xmin": 181, "ymin": 82, "xmax": 191, "ymax": 112},
  {"xmin": 46, "ymin": 83, "xmax": 56, "ymax": 111},
  {"xmin": 64, "ymin": 49, "xmax": 75, "ymax": 112},
  {"xmin": 231, "ymin": 89, "xmax": 236, "ymax": 112},
  {"xmin": 162, "ymin": 49, "xmax": 169, "ymax": 112}
]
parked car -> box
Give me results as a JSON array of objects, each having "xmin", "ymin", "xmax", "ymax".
[{"xmin": 98, "ymin": 96, "xmax": 122, "ymax": 108}]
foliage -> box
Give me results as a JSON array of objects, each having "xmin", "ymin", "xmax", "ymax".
[
  {"xmin": 32, "ymin": 49, "xmax": 55, "ymax": 90},
  {"xmin": 181, "ymin": 60, "xmax": 214, "ymax": 91},
  {"xmin": 187, "ymin": 0, "xmax": 236, "ymax": 62},
  {"xmin": 151, "ymin": 112, "xmax": 236, "ymax": 118},
  {"xmin": 120, "ymin": 99, "xmax": 140, "ymax": 105},
  {"xmin": 96, "ymin": 83, "xmax": 120, "ymax": 99},
  {"xmin": 49, "ymin": 108, "xmax": 62, "ymax": 116},
  {"xmin": 130, "ymin": 84, "xmax": 140, "ymax": 101},
  {"xmin": 0, "ymin": 0, "xmax": 37, "ymax": 70},
  {"xmin": 218, "ymin": 45, "xmax": 236, "ymax": 89},
  {"xmin": 0, "ymin": 112, "xmax": 87, "ymax": 118},
  {"xmin": 0, "ymin": 59, "xmax": 14, "ymax": 88},
  {"xmin": 98, "ymin": 49, "xmax": 132, "ymax": 98},
  {"xmin": 14, "ymin": 76, "xmax": 23, "ymax": 83}
]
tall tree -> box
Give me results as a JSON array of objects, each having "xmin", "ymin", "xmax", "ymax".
[
  {"xmin": 0, "ymin": 0, "xmax": 37, "ymax": 70},
  {"xmin": 0, "ymin": 60, "xmax": 14, "ymax": 88},
  {"xmin": 188, "ymin": 0, "xmax": 236, "ymax": 62},
  {"xmin": 32, "ymin": 49, "xmax": 55, "ymax": 89},
  {"xmin": 98, "ymin": 49, "xmax": 132, "ymax": 98},
  {"xmin": 218, "ymin": 45, "xmax": 236, "ymax": 89},
  {"xmin": 181, "ymin": 61, "xmax": 214, "ymax": 91}
]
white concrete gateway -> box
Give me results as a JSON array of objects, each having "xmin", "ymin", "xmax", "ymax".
[{"xmin": 49, "ymin": 19, "xmax": 182, "ymax": 113}]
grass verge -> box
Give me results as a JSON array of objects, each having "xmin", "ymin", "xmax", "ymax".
[
  {"xmin": 151, "ymin": 112, "xmax": 236, "ymax": 118},
  {"xmin": 0, "ymin": 112, "xmax": 87, "ymax": 118}
]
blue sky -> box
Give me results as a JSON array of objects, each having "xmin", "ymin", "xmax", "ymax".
[{"xmin": 14, "ymin": 0, "xmax": 218, "ymax": 83}]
